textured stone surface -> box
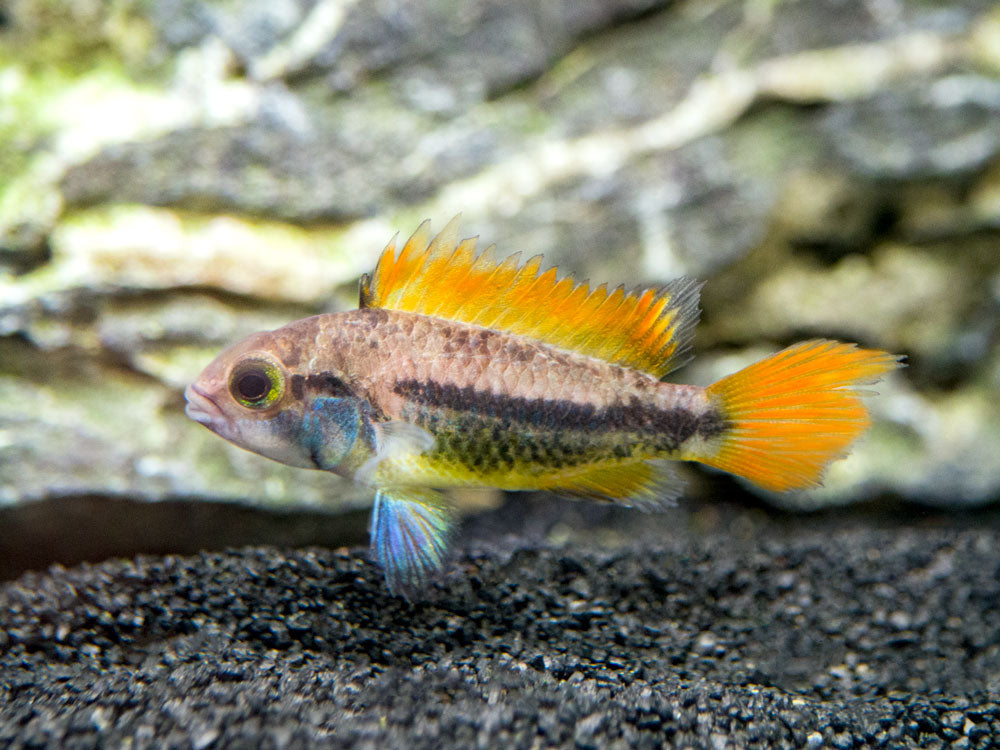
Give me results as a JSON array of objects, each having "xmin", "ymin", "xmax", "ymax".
[
  {"xmin": 0, "ymin": 496, "xmax": 997, "ymax": 747},
  {"xmin": 2, "ymin": 0, "xmax": 1000, "ymax": 525}
]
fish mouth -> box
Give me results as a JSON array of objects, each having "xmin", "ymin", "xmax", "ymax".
[{"xmin": 184, "ymin": 383, "xmax": 224, "ymax": 428}]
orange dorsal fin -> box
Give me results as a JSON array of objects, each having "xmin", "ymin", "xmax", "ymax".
[{"xmin": 360, "ymin": 216, "xmax": 702, "ymax": 377}]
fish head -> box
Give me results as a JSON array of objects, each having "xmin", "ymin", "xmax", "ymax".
[{"xmin": 185, "ymin": 329, "xmax": 317, "ymax": 468}]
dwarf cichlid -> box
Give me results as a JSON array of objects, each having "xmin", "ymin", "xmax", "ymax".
[{"xmin": 185, "ymin": 217, "xmax": 902, "ymax": 595}]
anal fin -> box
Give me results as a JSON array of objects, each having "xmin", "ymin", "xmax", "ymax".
[
  {"xmin": 370, "ymin": 487, "xmax": 454, "ymax": 597},
  {"xmin": 544, "ymin": 459, "xmax": 685, "ymax": 511}
]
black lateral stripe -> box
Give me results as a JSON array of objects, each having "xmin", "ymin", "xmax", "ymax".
[
  {"xmin": 393, "ymin": 379, "xmax": 728, "ymax": 448},
  {"xmin": 296, "ymin": 371, "xmax": 386, "ymax": 420},
  {"xmin": 291, "ymin": 374, "xmax": 305, "ymax": 400},
  {"xmin": 297, "ymin": 371, "xmax": 352, "ymax": 398}
]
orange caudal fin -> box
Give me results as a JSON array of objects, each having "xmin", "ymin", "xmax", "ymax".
[{"xmin": 699, "ymin": 340, "xmax": 903, "ymax": 492}]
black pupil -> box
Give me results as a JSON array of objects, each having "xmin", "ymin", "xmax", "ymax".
[{"xmin": 237, "ymin": 370, "xmax": 271, "ymax": 402}]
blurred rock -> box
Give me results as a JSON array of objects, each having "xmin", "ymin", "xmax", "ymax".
[
  {"xmin": 0, "ymin": 222, "xmax": 50, "ymax": 273},
  {"xmin": 822, "ymin": 77, "xmax": 1000, "ymax": 179},
  {"xmin": 2, "ymin": 0, "xmax": 999, "ymax": 548},
  {"xmin": 148, "ymin": 0, "xmax": 676, "ymax": 97}
]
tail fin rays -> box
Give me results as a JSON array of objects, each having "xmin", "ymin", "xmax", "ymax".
[{"xmin": 699, "ymin": 340, "xmax": 903, "ymax": 492}]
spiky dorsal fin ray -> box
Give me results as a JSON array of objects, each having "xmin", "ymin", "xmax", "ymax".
[{"xmin": 362, "ymin": 216, "xmax": 702, "ymax": 378}]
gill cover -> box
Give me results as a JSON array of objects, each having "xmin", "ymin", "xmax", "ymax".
[
  {"xmin": 302, "ymin": 397, "xmax": 437, "ymax": 482},
  {"xmin": 300, "ymin": 397, "xmax": 371, "ymax": 471}
]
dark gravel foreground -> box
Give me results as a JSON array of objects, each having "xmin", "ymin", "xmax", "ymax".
[{"xmin": 1, "ymin": 495, "xmax": 999, "ymax": 749}]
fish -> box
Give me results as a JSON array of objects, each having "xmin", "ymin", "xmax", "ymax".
[{"xmin": 185, "ymin": 216, "xmax": 902, "ymax": 595}]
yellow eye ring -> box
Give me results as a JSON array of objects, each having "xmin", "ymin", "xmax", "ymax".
[{"xmin": 229, "ymin": 355, "xmax": 285, "ymax": 410}]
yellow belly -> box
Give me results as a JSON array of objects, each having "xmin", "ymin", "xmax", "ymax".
[{"xmin": 373, "ymin": 452, "xmax": 550, "ymax": 491}]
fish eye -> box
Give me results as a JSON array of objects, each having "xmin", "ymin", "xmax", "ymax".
[
  {"xmin": 229, "ymin": 356, "xmax": 284, "ymax": 409},
  {"xmin": 236, "ymin": 370, "xmax": 270, "ymax": 401}
]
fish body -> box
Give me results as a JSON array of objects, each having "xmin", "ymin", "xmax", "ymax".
[
  {"xmin": 193, "ymin": 308, "xmax": 720, "ymax": 493},
  {"xmin": 186, "ymin": 217, "xmax": 902, "ymax": 595}
]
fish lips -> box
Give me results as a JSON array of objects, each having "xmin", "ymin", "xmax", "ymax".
[{"xmin": 184, "ymin": 383, "xmax": 225, "ymax": 429}]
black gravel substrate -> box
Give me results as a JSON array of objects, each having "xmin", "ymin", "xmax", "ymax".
[{"xmin": 1, "ymin": 495, "xmax": 998, "ymax": 748}]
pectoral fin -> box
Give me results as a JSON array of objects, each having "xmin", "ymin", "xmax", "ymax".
[
  {"xmin": 370, "ymin": 487, "xmax": 454, "ymax": 597},
  {"xmin": 354, "ymin": 420, "xmax": 436, "ymax": 486}
]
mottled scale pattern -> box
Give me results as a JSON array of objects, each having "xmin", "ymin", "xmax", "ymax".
[{"xmin": 306, "ymin": 308, "xmax": 727, "ymax": 490}]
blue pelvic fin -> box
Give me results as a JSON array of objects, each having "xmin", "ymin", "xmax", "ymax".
[{"xmin": 370, "ymin": 487, "xmax": 454, "ymax": 597}]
